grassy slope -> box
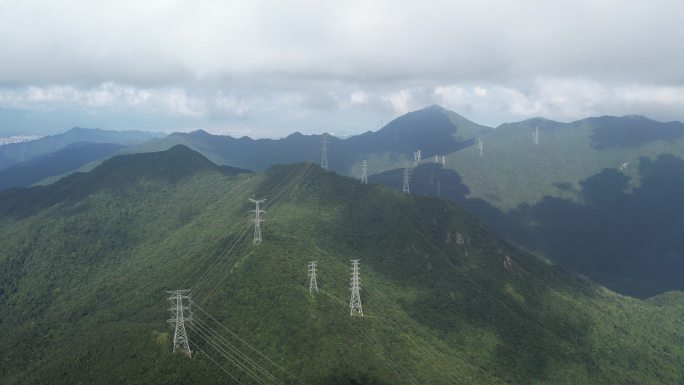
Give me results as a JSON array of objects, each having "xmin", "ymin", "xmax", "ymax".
[{"xmin": 1, "ymin": 147, "xmax": 683, "ymax": 384}]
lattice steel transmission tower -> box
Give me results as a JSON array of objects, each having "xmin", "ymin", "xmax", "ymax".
[
  {"xmin": 402, "ymin": 163, "xmax": 411, "ymax": 193},
  {"xmin": 477, "ymin": 137, "xmax": 484, "ymax": 156},
  {"xmin": 166, "ymin": 289, "xmax": 192, "ymax": 357},
  {"xmin": 533, "ymin": 127, "xmax": 540, "ymax": 145},
  {"xmin": 249, "ymin": 198, "xmax": 267, "ymax": 246},
  {"xmin": 321, "ymin": 134, "xmax": 329, "ymax": 170},
  {"xmin": 349, "ymin": 260, "xmax": 363, "ymax": 316},
  {"xmin": 360, "ymin": 160, "xmax": 368, "ymax": 184},
  {"xmin": 307, "ymin": 261, "xmax": 318, "ymax": 294},
  {"xmin": 413, "ymin": 150, "xmax": 422, "ymax": 168}
]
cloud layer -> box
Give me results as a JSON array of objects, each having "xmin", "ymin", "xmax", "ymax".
[{"xmin": 1, "ymin": 0, "xmax": 683, "ymax": 136}]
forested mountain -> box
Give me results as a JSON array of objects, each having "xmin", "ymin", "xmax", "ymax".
[
  {"xmin": 395, "ymin": 114, "xmax": 684, "ymax": 297},
  {"xmin": 1, "ymin": 146, "xmax": 683, "ymax": 384},
  {"xmin": 8, "ymin": 107, "xmax": 684, "ymax": 298}
]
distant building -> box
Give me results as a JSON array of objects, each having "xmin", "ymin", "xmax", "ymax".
[{"xmin": 0, "ymin": 135, "xmax": 41, "ymax": 146}]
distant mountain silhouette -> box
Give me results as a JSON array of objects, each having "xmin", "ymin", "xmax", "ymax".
[
  {"xmin": 0, "ymin": 142, "xmax": 126, "ymax": 191},
  {"xmin": 0, "ymin": 127, "xmax": 159, "ymax": 170},
  {"xmin": 580, "ymin": 115, "xmax": 684, "ymax": 149},
  {"xmin": 130, "ymin": 105, "xmax": 491, "ymax": 174}
]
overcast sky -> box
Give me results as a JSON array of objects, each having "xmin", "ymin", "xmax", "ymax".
[{"xmin": 1, "ymin": 0, "xmax": 683, "ymax": 137}]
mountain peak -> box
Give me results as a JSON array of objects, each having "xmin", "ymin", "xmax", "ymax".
[
  {"xmin": 188, "ymin": 129, "xmax": 213, "ymax": 136},
  {"xmin": 422, "ymin": 104, "xmax": 446, "ymax": 111},
  {"xmin": 66, "ymin": 127, "xmax": 101, "ymax": 133},
  {"xmin": 90, "ymin": 145, "xmax": 240, "ymax": 184}
]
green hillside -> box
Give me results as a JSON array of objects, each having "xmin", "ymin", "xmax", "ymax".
[
  {"xmin": 445, "ymin": 116, "xmax": 684, "ymax": 210},
  {"xmin": 397, "ymin": 116, "xmax": 684, "ymax": 297},
  {"xmin": 1, "ymin": 146, "xmax": 684, "ymax": 384}
]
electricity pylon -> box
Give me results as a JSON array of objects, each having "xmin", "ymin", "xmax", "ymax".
[
  {"xmin": 361, "ymin": 160, "xmax": 368, "ymax": 184},
  {"xmin": 533, "ymin": 127, "xmax": 540, "ymax": 145},
  {"xmin": 166, "ymin": 289, "xmax": 192, "ymax": 357},
  {"xmin": 308, "ymin": 261, "xmax": 318, "ymax": 294},
  {"xmin": 349, "ymin": 260, "xmax": 363, "ymax": 316},
  {"xmin": 321, "ymin": 134, "xmax": 328, "ymax": 170},
  {"xmin": 402, "ymin": 163, "xmax": 411, "ymax": 193},
  {"xmin": 249, "ymin": 198, "xmax": 266, "ymax": 246},
  {"xmin": 477, "ymin": 137, "xmax": 484, "ymax": 156},
  {"xmin": 442, "ymin": 155, "xmax": 446, "ymax": 167},
  {"xmin": 413, "ymin": 150, "xmax": 422, "ymax": 168},
  {"xmin": 456, "ymin": 232, "xmax": 465, "ymax": 245}
]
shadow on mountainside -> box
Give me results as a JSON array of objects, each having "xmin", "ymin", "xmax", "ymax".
[
  {"xmin": 371, "ymin": 156, "xmax": 684, "ymax": 298},
  {"xmin": 319, "ymin": 167, "xmax": 595, "ymax": 382}
]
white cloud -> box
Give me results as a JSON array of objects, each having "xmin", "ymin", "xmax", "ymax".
[
  {"xmin": 433, "ymin": 79, "xmax": 684, "ymax": 124},
  {"xmin": 349, "ymin": 91, "xmax": 369, "ymax": 106},
  {"xmin": 1, "ymin": 0, "xmax": 684, "ymax": 135},
  {"xmin": 0, "ymin": 83, "xmax": 211, "ymax": 118},
  {"xmin": 1, "ymin": 0, "xmax": 682, "ymax": 86},
  {"xmin": 434, "ymin": 86, "xmax": 469, "ymax": 106},
  {"xmin": 385, "ymin": 89, "xmax": 413, "ymax": 114}
]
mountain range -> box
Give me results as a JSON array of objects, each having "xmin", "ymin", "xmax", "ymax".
[
  {"xmin": 129, "ymin": 105, "xmax": 490, "ymax": 175},
  {"xmin": 0, "ymin": 126, "xmax": 158, "ymax": 169},
  {"xmin": 3, "ymin": 106, "xmax": 684, "ymax": 299},
  {"xmin": 129, "ymin": 106, "xmax": 684, "ymax": 297},
  {"xmin": 1, "ymin": 145, "xmax": 683, "ymax": 384}
]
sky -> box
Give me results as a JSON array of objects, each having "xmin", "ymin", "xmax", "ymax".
[{"xmin": 1, "ymin": 0, "xmax": 683, "ymax": 138}]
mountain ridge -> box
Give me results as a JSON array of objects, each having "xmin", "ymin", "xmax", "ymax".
[
  {"xmin": 1, "ymin": 145, "xmax": 684, "ymax": 384},
  {"xmin": 0, "ymin": 126, "xmax": 160, "ymax": 170}
]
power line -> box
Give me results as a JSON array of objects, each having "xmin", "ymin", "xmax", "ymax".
[
  {"xmin": 191, "ymin": 320, "xmax": 279, "ymax": 385},
  {"xmin": 192, "ymin": 326, "xmax": 269, "ymax": 384},
  {"xmin": 190, "ymin": 340, "xmax": 245, "ymax": 385},
  {"xmin": 190, "ymin": 300, "xmax": 295, "ymax": 378},
  {"xmin": 196, "ymin": 159, "xmax": 320, "ymax": 304}
]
